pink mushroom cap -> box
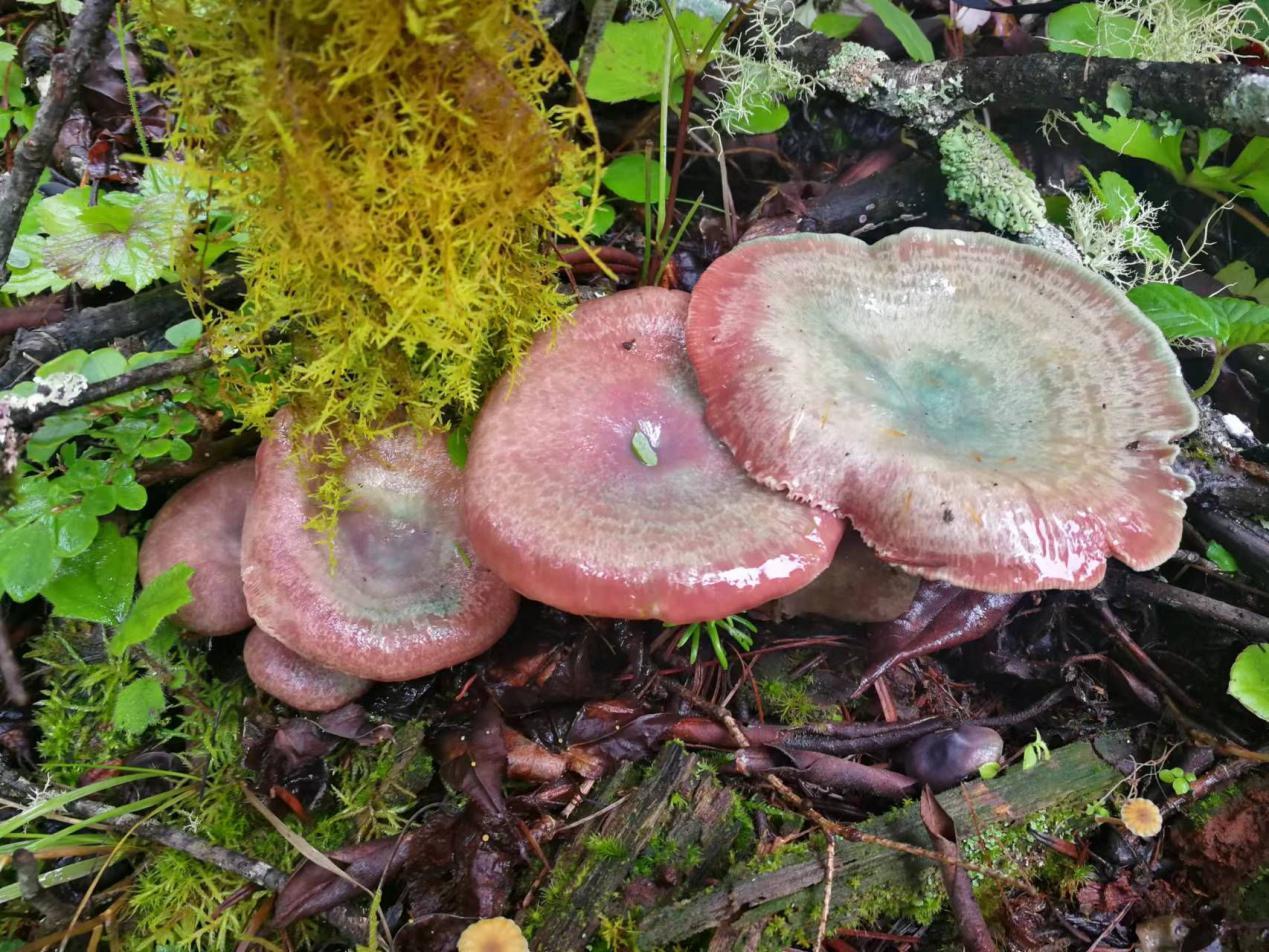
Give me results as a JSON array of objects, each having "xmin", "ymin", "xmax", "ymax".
[
  {"xmin": 686, "ymin": 229, "xmax": 1199, "ymax": 593},
  {"xmin": 241, "ymin": 412, "xmax": 519, "ymax": 681},
  {"xmin": 243, "ymin": 626, "xmax": 371, "ymax": 712},
  {"xmin": 138, "ymin": 458, "xmax": 255, "ymax": 636},
  {"xmin": 463, "ymin": 287, "xmax": 844, "ymax": 624}
]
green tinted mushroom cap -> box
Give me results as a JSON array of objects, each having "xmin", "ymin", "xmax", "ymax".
[{"xmin": 687, "ymin": 228, "xmax": 1198, "ymax": 593}]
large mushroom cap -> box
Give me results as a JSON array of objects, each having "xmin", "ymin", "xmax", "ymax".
[
  {"xmin": 138, "ymin": 458, "xmax": 255, "ymax": 636},
  {"xmin": 687, "ymin": 229, "xmax": 1199, "ymax": 593},
  {"xmin": 243, "ymin": 626, "xmax": 370, "ymax": 712},
  {"xmin": 241, "ymin": 412, "xmax": 519, "ymax": 681},
  {"xmin": 464, "ymin": 287, "xmax": 843, "ymax": 624}
]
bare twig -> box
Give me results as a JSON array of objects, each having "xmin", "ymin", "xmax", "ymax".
[
  {"xmin": 1122, "ymin": 574, "xmax": 1269, "ymax": 640},
  {"xmin": 0, "ymin": 0, "xmax": 116, "ymax": 286}
]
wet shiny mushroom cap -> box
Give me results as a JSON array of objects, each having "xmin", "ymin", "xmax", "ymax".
[
  {"xmin": 243, "ymin": 626, "xmax": 371, "ymax": 712},
  {"xmin": 687, "ymin": 228, "xmax": 1199, "ymax": 592},
  {"xmin": 463, "ymin": 287, "xmax": 844, "ymax": 624},
  {"xmin": 241, "ymin": 411, "xmax": 519, "ymax": 681},
  {"xmin": 138, "ymin": 458, "xmax": 255, "ymax": 636}
]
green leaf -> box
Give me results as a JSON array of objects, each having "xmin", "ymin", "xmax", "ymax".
[
  {"xmin": 114, "ymin": 480, "xmax": 148, "ymax": 511},
  {"xmin": 725, "ymin": 93, "xmax": 789, "ymax": 134},
  {"xmin": 978, "ymin": 762, "xmax": 1001, "ymax": 780},
  {"xmin": 1215, "ymin": 261, "xmax": 1258, "ymax": 297},
  {"xmin": 1086, "ymin": 170, "xmax": 1139, "ymax": 221},
  {"xmin": 1128, "ymin": 283, "xmax": 1269, "ymax": 350},
  {"xmin": 1197, "ymin": 129, "xmax": 1233, "ymax": 170},
  {"xmin": 79, "ymin": 348, "xmax": 128, "ymax": 383},
  {"xmin": 35, "ymin": 349, "xmax": 89, "ymax": 378},
  {"xmin": 603, "ymin": 153, "xmax": 670, "ymax": 204},
  {"xmin": 44, "ymin": 523, "xmax": 137, "ymax": 623},
  {"xmin": 1105, "ymin": 81, "xmax": 1132, "ymax": 118},
  {"xmin": 1228, "ymin": 643, "xmax": 1269, "ymax": 721},
  {"xmin": 53, "ymin": 506, "xmax": 99, "ymax": 558},
  {"xmin": 40, "ymin": 189, "xmax": 189, "ymax": 293},
  {"xmin": 112, "ymin": 676, "xmax": 166, "ymax": 735},
  {"xmin": 1045, "ymin": 3, "xmax": 1147, "ymax": 57},
  {"xmin": 584, "ymin": 11, "xmax": 719, "ymax": 103},
  {"xmin": 811, "ymin": 12, "xmax": 863, "ymax": 39},
  {"xmin": 631, "ymin": 429, "xmax": 659, "ymax": 466},
  {"xmin": 861, "ymin": 0, "xmax": 934, "ymax": 63},
  {"xmin": 1206, "ymin": 541, "xmax": 1239, "ymax": 573},
  {"xmin": 0, "ymin": 518, "xmax": 59, "ymax": 602},
  {"xmin": 1076, "ymin": 116, "xmax": 1185, "ymax": 182},
  {"xmin": 164, "ymin": 318, "xmax": 203, "ymax": 352},
  {"xmin": 109, "ymin": 563, "xmax": 193, "ymax": 656}
]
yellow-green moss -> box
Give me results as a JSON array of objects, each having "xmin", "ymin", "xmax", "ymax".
[{"xmin": 138, "ymin": 0, "xmax": 602, "ymax": 518}]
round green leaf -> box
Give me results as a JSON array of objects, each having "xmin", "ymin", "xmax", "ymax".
[
  {"xmin": 79, "ymin": 348, "xmax": 128, "ymax": 383},
  {"xmin": 80, "ymin": 484, "xmax": 117, "ymax": 516},
  {"xmin": 602, "ymin": 154, "xmax": 670, "ymax": 204},
  {"xmin": 54, "ymin": 506, "xmax": 99, "ymax": 557},
  {"xmin": 0, "ymin": 518, "xmax": 59, "ymax": 602},
  {"xmin": 1229, "ymin": 643, "xmax": 1269, "ymax": 722},
  {"xmin": 164, "ymin": 318, "xmax": 203, "ymax": 351},
  {"xmin": 727, "ymin": 94, "xmax": 790, "ymax": 135},
  {"xmin": 114, "ymin": 480, "xmax": 148, "ymax": 511}
]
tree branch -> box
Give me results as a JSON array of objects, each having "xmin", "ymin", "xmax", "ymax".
[
  {"xmin": 0, "ymin": 0, "xmax": 116, "ymax": 286},
  {"xmin": 780, "ymin": 22, "xmax": 1269, "ymax": 138},
  {"xmin": 0, "ymin": 274, "xmax": 243, "ymax": 389}
]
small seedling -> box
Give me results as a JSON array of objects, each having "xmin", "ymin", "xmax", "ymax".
[
  {"xmin": 670, "ymin": 614, "xmax": 756, "ymax": 669},
  {"xmin": 978, "ymin": 761, "xmax": 1001, "ymax": 780},
  {"xmin": 1021, "ymin": 730, "xmax": 1052, "ymax": 770},
  {"xmin": 1159, "ymin": 766, "xmax": 1198, "ymax": 795}
]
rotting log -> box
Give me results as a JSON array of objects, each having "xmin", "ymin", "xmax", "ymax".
[
  {"xmin": 633, "ymin": 742, "xmax": 1117, "ymax": 949},
  {"xmin": 527, "ymin": 743, "xmax": 746, "ymax": 952}
]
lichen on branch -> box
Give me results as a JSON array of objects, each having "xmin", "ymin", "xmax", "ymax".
[{"xmin": 140, "ymin": 0, "xmax": 602, "ymax": 492}]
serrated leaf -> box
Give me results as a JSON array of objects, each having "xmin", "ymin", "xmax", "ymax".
[
  {"xmin": 1128, "ymin": 283, "xmax": 1269, "ymax": 350},
  {"xmin": 109, "ymin": 563, "xmax": 193, "ymax": 656},
  {"xmin": 112, "ymin": 677, "xmax": 166, "ymax": 735},
  {"xmin": 1076, "ymin": 116, "xmax": 1185, "ymax": 182},
  {"xmin": 1197, "ymin": 129, "xmax": 1233, "ymax": 169},
  {"xmin": 0, "ymin": 518, "xmax": 59, "ymax": 602},
  {"xmin": 584, "ymin": 11, "xmax": 719, "ymax": 103},
  {"xmin": 862, "ymin": 0, "xmax": 934, "ymax": 62},
  {"xmin": 44, "ymin": 523, "xmax": 137, "ymax": 623},
  {"xmin": 1228, "ymin": 643, "xmax": 1269, "ymax": 722},
  {"xmin": 1214, "ymin": 261, "xmax": 1258, "ymax": 297},
  {"xmin": 42, "ymin": 191, "xmax": 189, "ymax": 293}
]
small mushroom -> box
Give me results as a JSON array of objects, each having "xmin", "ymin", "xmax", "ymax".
[
  {"xmin": 771, "ymin": 529, "xmax": 919, "ymax": 623},
  {"xmin": 463, "ymin": 287, "xmax": 843, "ymax": 623},
  {"xmin": 687, "ymin": 229, "xmax": 1199, "ymax": 592},
  {"xmin": 243, "ymin": 626, "xmax": 370, "ymax": 712},
  {"xmin": 138, "ymin": 458, "xmax": 255, "ymax": 636},
  {"xmin": 1120, "ymin": 797, "xmax": 1163, "ymax": 837},
  {"xmin": 457, "ymin": 917, "xmax": 528, "ymax": 952},
  {"xmin": 903, "ymin": 725, "xmax": 1004, "ymax": 791},
  {"xmin": 241, "ymin": 411, "xmax": 519, "ymax": 681}
]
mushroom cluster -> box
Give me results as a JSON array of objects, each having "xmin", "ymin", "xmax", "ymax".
[
  {"xmin": 139, "ymin": 227, "xmax": 1198, "ymax": 710},
  {"xmin": 138, "ymin": 410, "xmax": 517, "ymax": 711}
]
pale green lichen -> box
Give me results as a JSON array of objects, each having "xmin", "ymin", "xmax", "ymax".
[
  {"xmin": 818, "ymin": 41, "xmax": 889, "ymax": 102},
  {"xmin": 939, "ymin": 118, "xmax": 1048, "ymax": 236}
]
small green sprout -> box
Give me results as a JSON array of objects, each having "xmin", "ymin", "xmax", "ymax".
[
  {"xmin": 1021, "ymin": 730, "xmax": 1052, "ymax": 770},
  {"xmin": 1085, "ymin": 801, "xmax": 1112, "ymax": 819},
  {"xmin": 669, "ymin": 613, "xmax": 756, "ymax": 669},
  {"xmin": 1159, "ymin": 766, "xmax": 1198, "ymax": 795},
  {"xmin": 978, "ymin": 761, "xmax": 1001, "ymax": 780}
]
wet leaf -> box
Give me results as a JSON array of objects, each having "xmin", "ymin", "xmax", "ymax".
[
  {"xmin": 274, "ymin": 830, "xmax": 420, "ymax": 928},
  {"xmin": 437, "ymin": 703, "xmax": 507, "ymax": 816},
  {"xmin": 43, "ymin": 523, "xmax": 137, "ymax": 623},
  {"xmin": 1228, "ymin": 643, "xmax": 1269, "ymax": 721}
]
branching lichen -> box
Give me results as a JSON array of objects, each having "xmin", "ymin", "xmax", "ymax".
[
  {"xmin": 139, "ymin": 0, "xmax": 602, "ymax": 517},
  {"xmin": 710, "ymin": 1, "xmax": 821, "ymax": 132}
]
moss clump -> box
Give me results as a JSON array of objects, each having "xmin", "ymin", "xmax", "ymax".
[
  {"xmin": 28, "ymin": 625, "xmax": 431, "ymax": 950},
  {"xmin": 939, "ymin": 119, "xmax": 1048, "ymax": 236},
  {"xmin": 139, "ymin": 0, "xmax": 602, "ymax": 515}
]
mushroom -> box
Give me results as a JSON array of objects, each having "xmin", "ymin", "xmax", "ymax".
[
  {"xmin": 457, "ymin": 917, "xmax": 528, "ymax": 952},
  {"xmin": 463, "ymin": 287, "xmax": 844, "ymax": 624},
  {"xmin": 687, "ymin": 229, "xmax": 1199, "ymax": 593},
  {"xmin": 243, "ymin": 626, "xmax": 370, "ymax": 712},
  {"xmin": 241, "ymin": 411, "xmax": 519, "ymax": 681},
  {"xmin": 138, "ymin": 458, "xmax": 255, "ymax": 636},
  {"xmin": 903, "ymin": 725, "xmax": 1003, "ymax": 791},
  {"xmin": 771, "ymin": 529, "xmax": 919, "ymax": 624}
]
